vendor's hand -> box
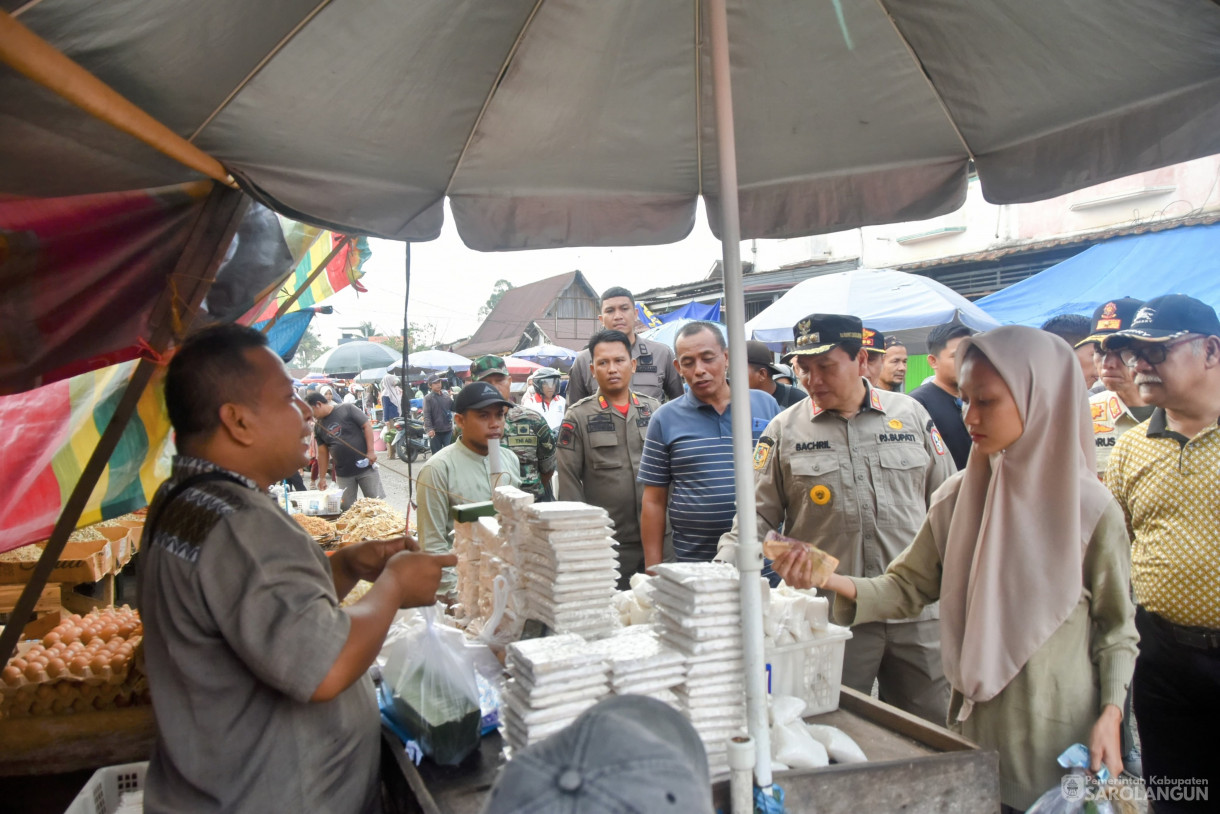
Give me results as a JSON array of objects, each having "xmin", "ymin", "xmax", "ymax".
[
  {"xmin": 1088, "ymin": 704, "xmax": 1124, "ymax": 778},
  {"xmin": 384, "ymin": 551, "xmax": 458, "ymax": 607},
  {"xmin": 427, "ymin": 429, "xmax": 436, "ymax": 438},
  {"xmin": 317, "ymin": 477, "xmax": 328, "ymax": 490},
  {"xmin": 341, "ymin": 534, "xmax": 420, "ymax": 582},
  {"xmin": 366, "ymin": 451, "xmax": 377, "ymax": 465}
]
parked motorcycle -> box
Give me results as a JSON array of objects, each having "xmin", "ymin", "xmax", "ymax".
[{"xmin": 392, "ymin": 416, "xmax": 430, "ymax": 463}]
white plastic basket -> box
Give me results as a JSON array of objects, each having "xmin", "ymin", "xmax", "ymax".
[
  {"xmin": 65, "ymin": 761, "xmax": 147, "ymax": 814},
  {"xmin": 287, "ymin": 490, "xmax": 329, "ymax": 515},
  {"xmin": 765, "ymin": 624, "xmax": 853, "ymax": 716}
]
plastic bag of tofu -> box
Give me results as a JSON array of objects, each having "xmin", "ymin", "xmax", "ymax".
[{"xmin": 385, "ymin": 607, "xmax": 482, "ymax": 765}]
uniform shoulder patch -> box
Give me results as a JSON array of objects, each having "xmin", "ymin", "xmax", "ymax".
[
  {"xmin": 558, "ymin": 421, "xmax": 575, "ymax": 448},
  {"xmin": 753, "ymin": 435, "xmax": 775, "ymax": 471},
  {"xmin": 929, "ymin": 426, "xmax": 946, "ymax": 456}
]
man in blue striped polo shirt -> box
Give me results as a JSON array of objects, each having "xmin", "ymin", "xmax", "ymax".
[{"xmin": 638, "ymin": 321, "xmax": 780, "ymax": 580}]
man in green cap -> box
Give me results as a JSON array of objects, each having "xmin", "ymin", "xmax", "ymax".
[{"xmin": 469, "ymin": 355, "xmax": 557, "ymax": 501}]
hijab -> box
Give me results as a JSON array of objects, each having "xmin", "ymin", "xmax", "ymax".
[{"xmin": 935, "ymin": 325, "xmax": 1114, "ymax": 710}]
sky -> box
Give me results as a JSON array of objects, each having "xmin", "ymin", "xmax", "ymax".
[{"xmin": 312, "ymin": 201, "xmax": 730, "ymax": 346}]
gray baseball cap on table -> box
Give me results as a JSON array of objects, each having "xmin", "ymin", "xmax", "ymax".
[{"xmin": 482, "ymin": 695, "xmax": 714, "ymax": 814}]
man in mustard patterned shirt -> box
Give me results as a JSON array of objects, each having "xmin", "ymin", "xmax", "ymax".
[{"xmin": 1104, "ymin": 294, "xmax": 1220, "ymax": 807}]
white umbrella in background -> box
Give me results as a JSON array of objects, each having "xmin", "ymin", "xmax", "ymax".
[
  {"xmin": 392, "ymin": 348, "xmax": 472, "ymax": 372},
  {"xmin": 510, "ymin": 343, "xmax": 579, "ymax": 372},
  {"xmin": 9, "ymin": 0, "xmax": 1220, "ymax": 800},
  {"xmin": 641, "ymin": 318, "xmax": 729, "ymax": 350},
  {"xmin": 746, "ymin": 269, "xmax": 999, "ymax": 345}
]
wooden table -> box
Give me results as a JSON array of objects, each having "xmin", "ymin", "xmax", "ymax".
[{"xmin": 381, "ymin": 687, "xmax": 999, "ymax": 814}]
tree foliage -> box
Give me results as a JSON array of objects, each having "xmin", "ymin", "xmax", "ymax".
[
  {"xmin": 295, "ymin": 326, "xmax": 330, "ymax": 366},
  {"xmin": 478, "ymin": 279, "xmax": 514, "ymax": 319},
  {"xmin": 357, "ymin": 320, "xmax": 379, "ymax": 339},
  {"xmin": 383, "ymin": 322, "xmax": 438, "ymax": 354}
]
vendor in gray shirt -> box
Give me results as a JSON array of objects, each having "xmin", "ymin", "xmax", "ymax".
[{"xmin": 138, "ymin": 324, "xmax": 454, "ymax": 814}]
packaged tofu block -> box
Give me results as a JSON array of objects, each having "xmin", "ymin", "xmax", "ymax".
[
  {"xmin": 506, "ymin": 634, "xmax": 603, "ymax": 674},
  {"xmin": 505, "ymin": 678, "xmax": 609, "ymax": 708},
  {"xmin": 658, "ymin": 630, "xmax": 743, "ymax": 655},
  {"xmin": 806, "ymin": 724, "xmax": 868, "ymax": 763},
  {"xmin": 588, "ymin": 631, "xmax": 685, "ymax": 671},
  {"xmin": 514, "ymin": 669, "xmax": 609, "ymax": 695},
  {"xmin": 653, "ymin": 561, "xmax": 740, "ymax": 590}
]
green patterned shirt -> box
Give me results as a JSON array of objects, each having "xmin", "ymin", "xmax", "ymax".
[{"xmin": 503, "ymin": 405, "xmax": 556, "ymax": 499}]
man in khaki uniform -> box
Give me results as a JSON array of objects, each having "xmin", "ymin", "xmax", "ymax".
[
  {"xmin": 720, "ymin": 313, "xmax": 954, "ymax": 724},
  {"xmin": 1076, "ymin": 298, "xmax": 1154, "ymax": 475},
  {"xmin": 567, "ymin": 286, "xmax": 685, "ymax": 404},
  {"xmin": 558, "ymin": 330, "xmax": 665, "ymax": 588}
]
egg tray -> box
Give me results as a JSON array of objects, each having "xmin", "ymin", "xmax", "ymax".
[
  {"xmin": 1, "ymin": 636, "xmax": 143, "ymax": 692},
  {"xmin": 0, "ymin": 670, "xmax": 149, "ymax": 719}
]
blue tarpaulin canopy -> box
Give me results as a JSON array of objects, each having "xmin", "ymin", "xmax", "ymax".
[
  {"xmin": 976, "ymin": 224, "xmax": 1220, "ymax": 326},
  {"xmin": 659, "ymin": 301, "xmax": 722, "ymax": 324},
  {"xmin": 252, "ymin": 309, "xmax": 318, "ymax": 363}
]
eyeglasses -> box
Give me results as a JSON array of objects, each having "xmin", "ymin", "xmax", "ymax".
[{"xmin": 1118, "ymin": 336, "xmax": 1200, "ymax": 368}]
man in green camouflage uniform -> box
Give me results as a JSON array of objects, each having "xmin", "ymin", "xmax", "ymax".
[{"xmin": 469, "ymin": 355, "xmax": 557, "ymax": 501}]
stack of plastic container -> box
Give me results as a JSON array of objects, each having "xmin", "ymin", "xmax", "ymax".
[
  {"xmin": 520, "ymin": 503, "xmax": 619, "ymax": 639},
  {"xmin": 651, "ymin": 562, "xmax": 748, "ymax": 777},
  {"xmin": 501, "ymin": 634, "xmax": 610, "ymax": 751}
]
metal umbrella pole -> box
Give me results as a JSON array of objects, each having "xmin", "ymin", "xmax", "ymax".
[{"xmin": 707, "ymin": 0, "xmax": 773, "ymax": 796}]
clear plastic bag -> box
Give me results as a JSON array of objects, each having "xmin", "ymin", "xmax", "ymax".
[
  {"xmin": 384, "ymin": 607, "xmax": 482, "ymax": 765},
  {"xmin": 1026, "ymin": 770, "xmax": 1117, "ymax": 814}
]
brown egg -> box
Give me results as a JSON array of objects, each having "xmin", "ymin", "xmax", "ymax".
[
  {"xmin": 98, "ymin": 624, "xmax": 118, "ymax": 640},
  {"xmin": 90, "ymin": 654, "xmax": 109, "ymax": 673},
  {"xmin": 10, "ymin": 657, "xmax": 27, "ymax": 671},
  {"xmin": 68, "ymin": 656, "xmax": 90, "ymax": 677},
  {"xmin": 45, "ymin": 659, "xmax": 67, "ymax": 679},
  {"xmin": 42, "ymin": 632, "xmax": 61, "ymax": 647},
  {"xmin": 23, "ymin": 663, "xmax": 45, "ymax": 682},
  {"xmin": 1, "ymin": 665, "xmax": 22, "ymax": 686}
]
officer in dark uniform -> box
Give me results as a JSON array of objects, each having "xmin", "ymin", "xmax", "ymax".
[
  {"xmin": 567, "ymin": 287, "xmax": 685, "ymax": 404},
  {"xmin": 558, "ymin": 329, "xmax": 668, "ymax": 587}
]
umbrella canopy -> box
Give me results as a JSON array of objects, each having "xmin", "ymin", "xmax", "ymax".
[
  {"xmin": 641, "ymin": 318, "xmax": 729, "ymax": 350},
  {"xmin": 504, "ymin": 356, "xmax": 543, "ymax": 379},
  {"xmin": 745, "ymin": 269, "xmax": 999, "ymax": 345},
  {"xmin": 4, "ymin": 3, "xmax": 1218, "ymax": 247},
  {"xmin": 392, "ymin": 349, "xmax": 472, "ymax": 372},
  {"xmin": 511, "ymin": 343, "xmax": 578, "ymax": 371},
  {"xmin": 354, "ymin": 366, "xmax": 389, "ymax": 384},
  {"xmin": 308, "ymin": 341, "xmax": 399, "ymax": 377}
]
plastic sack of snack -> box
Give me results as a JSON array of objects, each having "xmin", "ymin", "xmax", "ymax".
[
  {"xmin": 385, "ymin": 607, "xmax": 482, "ymax": 765},
  {"xmin": 806, "ymin": 723, "xmax": 867, "ymax": 763},
  {"xmin": 762, "ymin": 531, "xmax": 839, "ymax": 588}
]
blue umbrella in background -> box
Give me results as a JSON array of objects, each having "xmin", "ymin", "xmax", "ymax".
[
  {"xmin": 640, "ymin": 318, "xmax": 729, "ymax": 349},
  {"xmin": 511, "ymin": 343, "xmax": 578, "ymax": 372}
]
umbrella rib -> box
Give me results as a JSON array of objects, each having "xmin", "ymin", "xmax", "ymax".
[
  {"xmin": 187, "ymin": 0, "xmax": 335, "ymax": 144},
  {"xmin": 872, "ymin": 0, "xmax": 976, "ymax": 162},
  {"xmin": 11, "ymin": 1, "xmax": 47, "ymax": 17},
  {"xmin": 443, "ymin": 0, "xmax": 548, "ymax": 197}
]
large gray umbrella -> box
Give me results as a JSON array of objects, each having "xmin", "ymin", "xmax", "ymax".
[
  {"xmin": 309, "ymin": 341, "xmax": 400, "ymax": 377},
  {"xmin": 5, "ymin": 0, "xmax": 1220, "ymax": 797}
]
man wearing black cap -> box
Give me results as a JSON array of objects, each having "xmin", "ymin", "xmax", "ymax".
[
  {"xmin": 1078, "ymin": 298, "xmax": 1153, "ymax": 476},
  {"xmin": 720, "ymin": 313, "xmax": 954, "ymax": 723},
  {"xmin": 879, "ymin": 334, "xmax": 908, "ymax": 393},
  {"xmin": 861, "ymin": 326, "xmax": 887, "ymax": 389},
  {"xmin": 746, "ymin": 339, "xmax": 807, "ymax": 409},
  {"xmin": 1103, "ymin": 294, "xmax": 1220, "ymax": 803},
  {"xmin": 415, "ymin": 381, "xmax": 522, "ymax": 595}
]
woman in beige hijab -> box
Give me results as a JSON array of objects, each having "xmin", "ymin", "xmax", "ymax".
[{"xmin": 774, "ymin": 325, "xmax": 1137, "ymax": 811}]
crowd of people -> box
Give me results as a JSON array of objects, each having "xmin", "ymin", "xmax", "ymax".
[{"xmin": 131, "ymin": 283, "xmax": 1219, "ymax": 812}]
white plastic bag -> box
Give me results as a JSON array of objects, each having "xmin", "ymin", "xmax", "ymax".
[
  {"xmin": 806, "ymin": 723, "xmax": 867, "ymax": 763},
  {"xmin": 772, "ymin": 721, "xmax": 829, "ymax": 769},
  {"xmin": 385, "ymin": 607, "xmax": 482, "ymax": 765}
]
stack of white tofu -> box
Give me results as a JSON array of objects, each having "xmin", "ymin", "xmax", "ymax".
[
  {"xmin": 588, "ymin": 626, "xmax": 686, "ymax": 710},
  {"xmin": 452, "ymin": 520, "xmax": 482, "ymax": 619},
  {"xmin": 520, "ymin": 502, "xmax": 619, "ymax": 639},
  {"xmin": 651, "ymin": 562, "xmax": 748, "ymax": 777},
  {"xmin": 501, "ymin": 634, "xmax": 610, "ymax": 751}
]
